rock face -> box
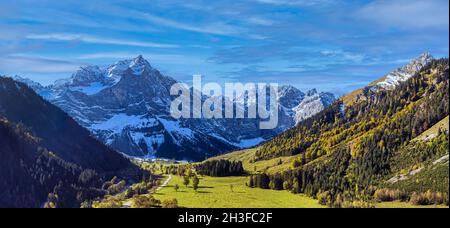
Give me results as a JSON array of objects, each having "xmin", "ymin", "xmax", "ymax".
[
  {"xmin": 377, "ymin": 53, "xmax": 434, "ymax": 89},
  {"xmin": 341, "ymin": 52, "xmax": 436, "ymax": 106},
  {"xmin": 293, "ymin": 89, "xmax": 335, "ymax": 125},
  {"xmin": 10, "ymin": 56, "xmax": 335, "ymax": 161}
]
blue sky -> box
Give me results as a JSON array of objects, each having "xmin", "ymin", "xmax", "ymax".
[{"xmin": 0, "ymin": 0, "xmax": 448, "ymax": 96}]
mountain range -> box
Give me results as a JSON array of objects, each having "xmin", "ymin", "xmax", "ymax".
[
  {"xmin": 12, "ymin": 56, "xmax": 335, "ymax": 161},
  {"xmin": 1, "ymin": 51, "xmax": 447, "ymax": 208}
]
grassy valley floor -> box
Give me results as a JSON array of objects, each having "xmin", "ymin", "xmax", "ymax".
[
  {"xmin": 151, "ymin": 175, "xmax": 447, "ymax": 208},
  {"xmin": 153, "ymin": 175, "xmax": 325, "ymax": 208}
]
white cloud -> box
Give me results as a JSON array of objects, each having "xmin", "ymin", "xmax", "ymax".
[
  {"xmin": 138, "ymin": 12, "xmax": 244, "ymax": 36},
  {"xmin": 356, "ymin": 0, "xmax": 449, "ymax": 29},
  {"xmin": 26, "ymin": 33, "xmax": 179, "ymax": 48},
  {"xmin": 0, "ymin": 56, "xmax": 80, "ymax": 74},
  {"xmin": 248, "ymin": 17, "xmax": 274, "ymax": 26},
  {"xmin": 320, "ymin": 50, "xmax": 366, "ymax": 63},
  {"xmin": 76, "ymin": 52, "xmax": 206, "ymax": 65}
]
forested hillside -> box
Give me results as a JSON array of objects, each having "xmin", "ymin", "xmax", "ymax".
[
  {"xmin": 1, "ymin": 119, "xmax": 83, "ymax": 207},
  {"xmin": 0, "ymin": 77, "xmax": 142, "ymax": 208},
  {"xmin": 246, "ymin": 59, "xmax": 449, "ymax": 206}
]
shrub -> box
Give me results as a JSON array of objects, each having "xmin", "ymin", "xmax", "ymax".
[
  {"xmin": 410, "ymin": 191, "xmax": 449, "ymax": 205},
  {"xmin": 342, "ymin": 200, "xmax": 375, "ymax": 208},
  {"xmin": 162, "ymin": 199, "xmax": 179, "ymax": 208},
  {"xmin": 373, "ymin": 188, "xmax": 407, "ymax": 202},
  {"xmin": 317, "ymin": 191, "xmax": 331, "ymax": 206},
  {"xmin": 283, "ymin": 181, "xmax": 291, "ymax": 191},
  {"xmin": 192, "ymin": 176, "xmax": 200, "ymax": 192},
  {"xmin": 107, "ymin": 180, "xmax": 127, "ymax": 195},
  {"xmin": 292, "ymin": 159, "xmax": 302, "ymax": 169},
  {"xmin": 131, "ymin": 195, "xmax": 161, "ymax": 208},
  {"xmin": 131, "ymin": 182, "xmax": 153, "ymax": 195},
  {"xmin": 92, "ymin": 196, "xmax": 122, "ymax": 208},
  {"xmin": 410, "ymin": 192, "xmax": 428, "ymax": 205}
]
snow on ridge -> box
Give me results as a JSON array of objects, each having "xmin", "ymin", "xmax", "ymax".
[
  {"xmin": 70, "ymin": 82, "xmax": 109, "ymax": 95},
  {"xmin": 130, "ymin": 132, "xmax": 165, "ymax": 155},
  {"xmin": 157, "ymin": 117, "xmax": 194, "ymax": 145},
  {"xmin": 377, "ymin": 53, "xmax": 434, "ymax": 89},
  {"xmin": 90, "ymin": 113, "xmax": 155, "ymax": 134},
  {"xmin": 293, "ymin": 90, "xmax": 335, "ymax": 125}
]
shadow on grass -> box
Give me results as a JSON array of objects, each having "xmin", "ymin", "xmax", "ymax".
[{"xmin": 198, "ymin": 186, "xmax": 214, "ymax": 189}]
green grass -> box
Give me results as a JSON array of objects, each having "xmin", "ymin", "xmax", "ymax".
[
  {"xmin": 375, "ymin": 201, "xmax": 449, "ymax": 208},
  {"xmin": 153, "ymin": 175, "xmax": 325, "ymax": 208},
  {"xmin": 414, "ymin": 116, "xmax": 449, "ymax": 142}
]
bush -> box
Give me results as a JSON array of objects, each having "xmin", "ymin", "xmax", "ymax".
[
  {"xmin": 317, "ymin": 191, "xmax": 331, "ymax": 206},
  {"xmin": 410, "ymin": 192, "xmax": 428, "ymax": 205},
  {"xmin": 374, "ymin": 188, "xmax": 407, "ymax": 202},
  {"xmin": 130, "ymin": 182, "xmax": 153, "ymax": 195},
  {"xmin": 192, "ymin": 176, "xmax": 200, "ymax": 192},
  {"xmin": 131, "ymin": 195, "xmax": 161, "ymax": 208},
  {"xmin": 283, "ymin": 181, "xmax": 291, "ymax": 191},
  {"xmin": 107, "ymin": 180, "xmax": 127, "ymax": 195},
  {"xmin": 92, "ymin": 196, "xmax": 122, "ymax": 208},
  {"xmin": 292, "ymin": 159, "xmax": 301, "ymax": 168},
  {"xmin": 341, "ymin": 200, "xmax": 375, "ymax": 208},
  {"xmin": 162, "ymin": 199, "xmax": 179, "ymax": 208},
  {"xmin": 410, "ymin": 191, "xmax": 449, "ymax": 205}
]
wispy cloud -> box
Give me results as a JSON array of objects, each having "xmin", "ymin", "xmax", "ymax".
[
  {"xmin": 247, "ymin": 17, "xmax": 274, "ymax": 26},
  {"xmin": 355, "ymin": 0, "xmax": 449, "ymax": 29},
  {"xmin": 1, "ymin": 0, "xmax": 448, "ymax": 93},
  {"xmin": 138, "ymin": 12, "xmax": 244, "ymax": 36},
  {"xmin": 76, "ymin": 52, "xmax": 206, "ymax": 65},
  {"xmin": 0, "ymin": 56, "xmax": 80, "ymax": 74},
  {"xmin": 26, "ymin": 33, "xmax": 179, "ymax": 48}
]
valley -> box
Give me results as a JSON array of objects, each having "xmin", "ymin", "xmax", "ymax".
[
  {"xmin": 1, "ymin": 53, "xmax": 449, "ymax": 209},
  {"xmin": 153, "ymin": 175, "xmax": 324, "ymax": 208},
  {"xmin": 99, "ymin": 53, "xmax": 449, "ymax": 209}
]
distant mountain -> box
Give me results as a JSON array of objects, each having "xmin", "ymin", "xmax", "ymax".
[
  {"xmin": 343, "ymin": 53, "xmax": 435, "ymax": 106},
  {"xmin": 0, "ymin": 77, "xmax": 140, "ymax": 207},
  {"xmin": 376, "ymin": 53, "xmax": 434, "ymax": 89},
  {"xmin": 293, "ymin": 89, "xmax": 335, "ymax": 125},
  {"xmin": 13, "ymin": 56, "xmax": 335, "ymax": 161}
]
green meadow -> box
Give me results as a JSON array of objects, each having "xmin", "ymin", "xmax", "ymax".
[{"xmin": 153, "ymin": 175, "xmax": 325, "ymax": 208}]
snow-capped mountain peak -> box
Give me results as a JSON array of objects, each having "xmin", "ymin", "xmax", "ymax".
[
  {"xmin": 12, "ymin": 75, "xmax": 45, "ymax": 91},
  {"xmin": 46, "ymin": 55, "xmax": 158, "ymax": 97},
  {"xmin": 377, "ymin": 52, "xmax": 434, "ymax": 89},
  {"xmin": 10, "ymin": 56, "xmax": 336, "ymax": 160},
  {"xmin": 293, "ymin": 90, "xmax": 335, "ymax": 125},
  {"xmin": 278, "ymin": 85, "xmax": 305, "ymax": 109},
  {"xmin": 108, "ymin": 55, "xmax": 152, "ymax": 79},
  {"xmin": 130, "ymin": 55, "xmax": 152, "ymax": 74},
  {"xmin": 71, "ymin": 65, "xmax": 105, "ymax": 85},
  {"xmin": 305, "ymin": 88, "xmax": 318, "ymax": 96}
]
